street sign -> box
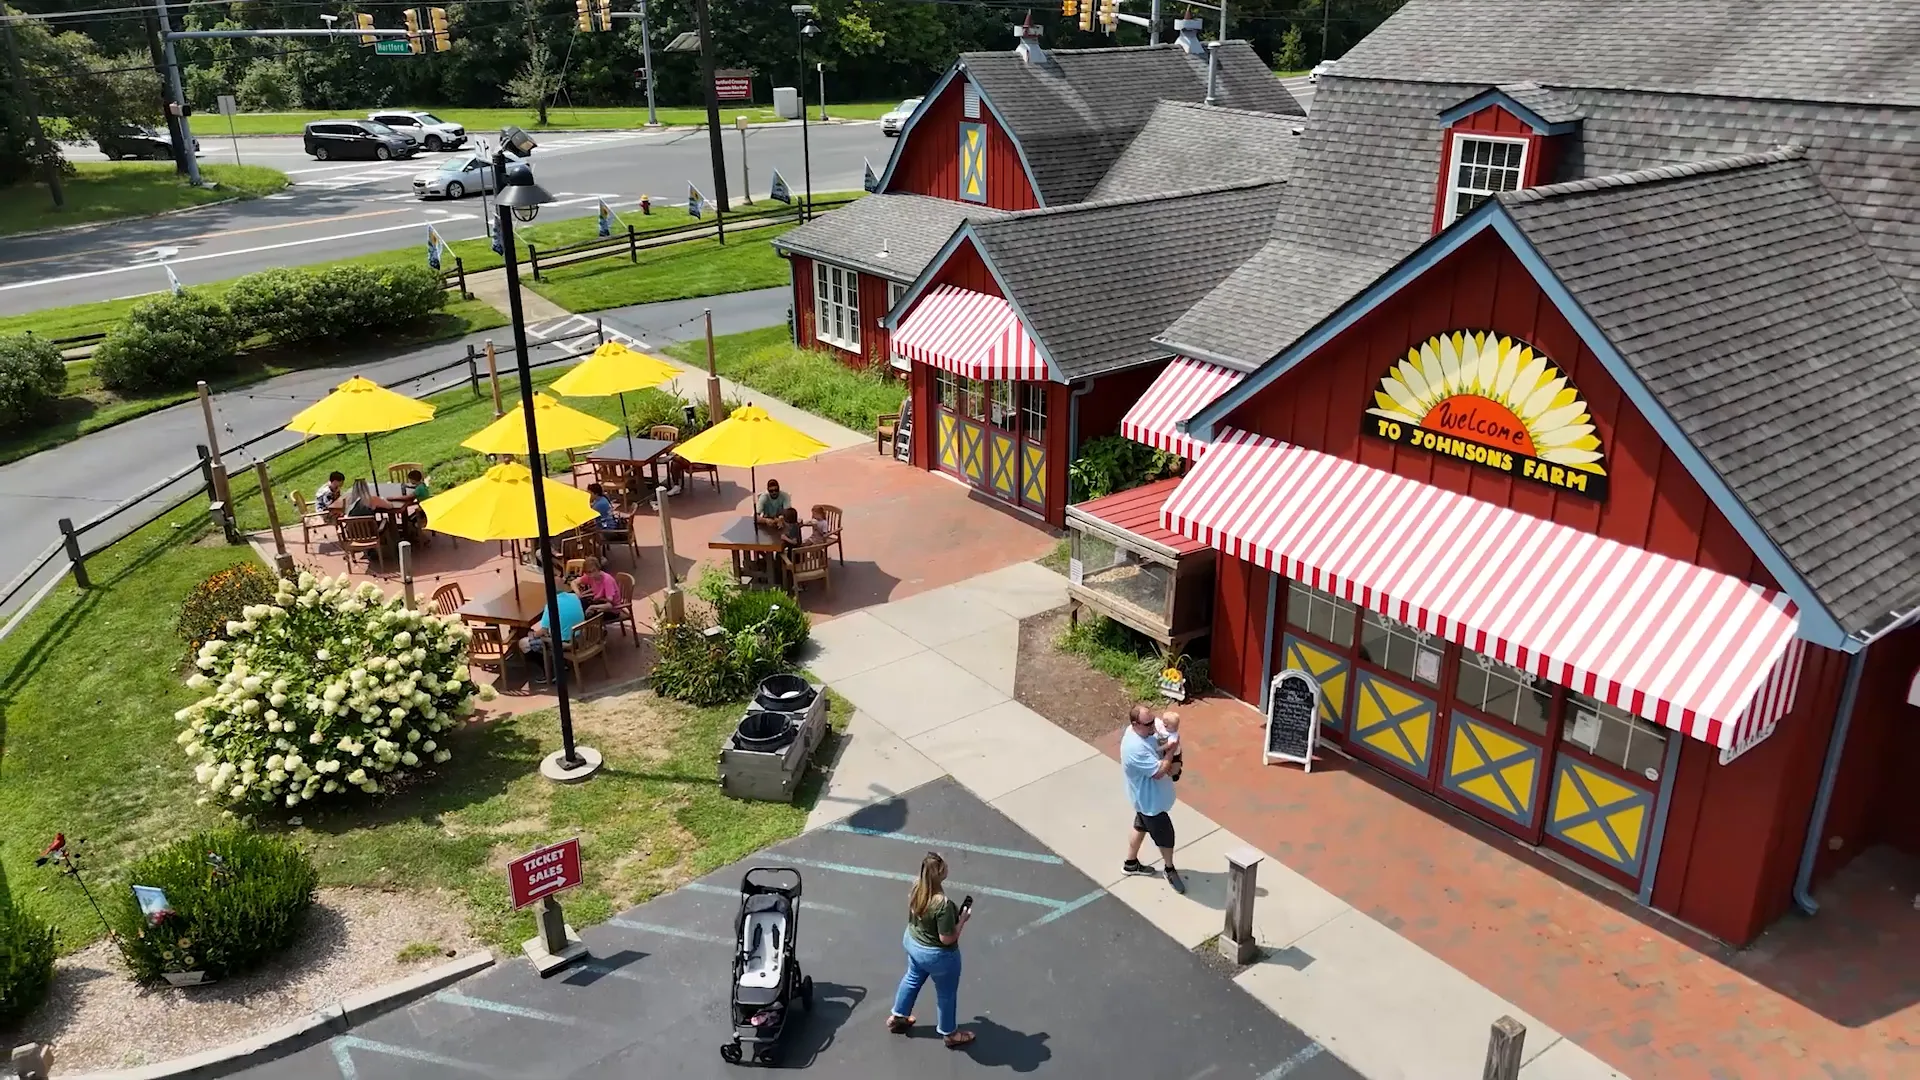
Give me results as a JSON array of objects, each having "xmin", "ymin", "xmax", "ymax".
[
  {"xmin": 216, "ymin": 94, "xmax": 237, "ymax": 117},
  {"xmin": 715, "ymin": 74, "xmax": 753, "ymax": 101},
  {"xmin": 508, "ymin": 837, "xmax": 582, "ymax": 909},
  {"xmin": 375, "ymin": 39, "xmax": 412, "ymax": 54}
]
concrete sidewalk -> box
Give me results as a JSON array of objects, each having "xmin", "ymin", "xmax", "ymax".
[{"xmin": 798, "ymin": 561, "xmax": 1628, "ymax": 1080}]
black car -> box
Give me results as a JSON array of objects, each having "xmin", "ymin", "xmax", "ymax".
[
  {"xmin": 302, "ymin": 120, "xmax": 417, "ymax": 162},
  {"xmin": 97, "ymin": 125, "xmax": 196, "ymax": 161}
]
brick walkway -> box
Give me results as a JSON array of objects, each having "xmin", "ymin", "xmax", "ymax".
[{"xmin": 1145, "ymin": 696, "xmax": 1920, "ymax": 1080}]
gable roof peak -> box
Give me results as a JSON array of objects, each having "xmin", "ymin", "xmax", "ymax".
[{"xmin": 1502, "ymin": 145, "xmax": 1807, "ymax": 206}]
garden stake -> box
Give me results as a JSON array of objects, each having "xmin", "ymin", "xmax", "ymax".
[{"xmin": 37, "ymin": 834, "xmax": 116, "ymax": 941}]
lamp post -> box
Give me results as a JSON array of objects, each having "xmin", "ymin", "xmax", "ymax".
[
  {"xmin": 792, "ymin": 6, "xmax": 818, "ymax": 219},
  {"xmin": 491, "ymin": 150, "xmax": 601, "ymax": 783}
]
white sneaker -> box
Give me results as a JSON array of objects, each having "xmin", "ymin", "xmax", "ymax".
[{"xmin": 666, "ymin": 485, "xmax": 682, "ymax": 496}]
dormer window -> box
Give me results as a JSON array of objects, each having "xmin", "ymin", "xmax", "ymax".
[{"xmin": 1443, "ymin": 134, "xmax": 1528, "ymax": 225}]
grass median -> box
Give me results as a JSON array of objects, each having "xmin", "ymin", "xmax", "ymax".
[
  {"xmin": 667, "ymin": 325, "xmax": 905, "ymax": 435},
  {"xmin": 0, "ymin": 162, "xmax": 288, "ymax": 237},
  {"xmin": 217, "ymin": 102, "xmax": 896, "ymax": 137}
]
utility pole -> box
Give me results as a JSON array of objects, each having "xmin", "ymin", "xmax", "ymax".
[
  {"xmin": 142, "ymin": 12, "xmax": 186, "ymax": 175},
  {"xmin": 2, "ymin": 20, "xmax": 63, "ymax": 208},
  {"xmin": 691, "ymin": 0, "xmax": 729, "ymax": 241},
  {"xmin": 1149, "ymin": 0, "xmax": 1162, "ymax": 44},
  {"xmin": 638, "ymin": 0, "xmax": 658, "ymax": 126},
  {"xmin": 154, "ymin": 0, "xmax": 202, "ymax": 185},
  {"xmin": 1320, "ymin": 0, "xmax": 1331, "ymax": 58}
]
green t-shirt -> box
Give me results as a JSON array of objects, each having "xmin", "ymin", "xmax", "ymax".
[
  {"xmin": 410, "ymin": 481, "xmax": 430, "ymax": 499},
  {"xmin": 908, "ymin": 895, "xmax": 958, "ymax": 949}
]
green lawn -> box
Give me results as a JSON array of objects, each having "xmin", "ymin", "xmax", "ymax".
[
  {"xmin": 526, "ymin": 221, "xmax": 798, "ymax": 313},
  {"xmin": 0, "ymin": 162, "xmax": 287, "ymax": 237},
  {"xmin": 217, "ymin": 102, "xmax": 897, "ymax": 137},
  {"xmin": 0, "ymin": 364, "xmax": 844, "ymax": 953},
  {"xmin": 667, "ymin": 325, "xmax": 905, "ymax": 435}
]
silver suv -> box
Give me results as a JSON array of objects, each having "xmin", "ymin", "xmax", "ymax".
[{"xmin": 368, "ymin": 110, "xmax": 467, "ymax": 152}]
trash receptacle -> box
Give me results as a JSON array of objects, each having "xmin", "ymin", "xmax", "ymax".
[
  {"xmin": 499, "ymin": 125, "xmax": 538, "ymax": 156},
  {"xmin": 772, "ymin": 87, "xmax": 800, "ymax": 120}
]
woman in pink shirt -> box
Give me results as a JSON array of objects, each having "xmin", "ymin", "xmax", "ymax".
[{"xmin": 577, "ymin": 556, "xmax": 624, "ymax": 620}]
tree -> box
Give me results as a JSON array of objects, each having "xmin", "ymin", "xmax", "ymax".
[
  {"xmin": 1274, "ymin": 25, "xmax": 1307, "ymax": 72},
  {"xmin": 503, "ymin": 39, "xmax": 559, "ymax": 125},
  {"xmin": 0, "ymin": 7, "xmax": 159, "ymax": 184}
]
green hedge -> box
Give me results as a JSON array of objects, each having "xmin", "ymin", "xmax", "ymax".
[
  {"xmin": 0, "ymin": 332, "xmax": 68, "ymax": 431},
  {"xmin": 112, "ymin": 830, "xmax": 319, "ymax": 983},
  {"xmin": 226, "ymin": 263, "xmax": 446, "ymax": 348},
  {"xmin": 92, "ymin": 291, "xmax": 242, "ymax": 393},
  {"xmin": 0, "ymin": 903, "xmax": 57, "ymax": 1027}
]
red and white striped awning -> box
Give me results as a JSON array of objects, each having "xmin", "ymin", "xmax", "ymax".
[
  {"xmin": 891, "ymin": 284, "xmax": 1051, "ymax": 381},
  {"xmin": 1164, "ymin": 430, "xmax": 1806, "ymax": 750},
  {"xmin": 1119, "ymin": 357, "xmax": 1245, "ymax": 459}
]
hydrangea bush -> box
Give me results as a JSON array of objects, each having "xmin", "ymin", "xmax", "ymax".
[{"xmin": 175, "ymin": 572, "xmax": 494, "ymax": 809}]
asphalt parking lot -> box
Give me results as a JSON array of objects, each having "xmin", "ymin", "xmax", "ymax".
[{"xmin": 249, "ymin": 778, "xmax": 1354, "ymax": 1078}]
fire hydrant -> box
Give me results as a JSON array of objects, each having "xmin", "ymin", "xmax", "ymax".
[{"xmin": 639, "ymin": 194, "xmax": 651, "ymax": 215}]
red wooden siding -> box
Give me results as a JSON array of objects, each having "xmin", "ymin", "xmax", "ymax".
[
  {"xmin": 858, "ymin": 272, "xmax": 893, "ymax": 370},
  {"xmin": 1431, "ymin": 105, "xmax": 1566, "ymax": 235},
  {"xmin": 1211, "ymin": 557, "xmax": 1270, "ymax": 704},
  {"xmin": 789, "ymin": 255, "xmax": 814, "ymax": 348},
  {"xmin": 1072, "ymin": 361, "xmax": 1168, "ymax": 450},
  {"xmin": 924, "ymin": 239, "xmax": 1002, "ymax": 297},
  {"xmin": 883, "ymin": 75, "xmax": 1039, "ymax": 210},
  {"xmin": 1867, "ymin": 630, "xmax": 1920, "ymax": 860}
]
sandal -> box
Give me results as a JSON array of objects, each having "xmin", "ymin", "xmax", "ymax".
[
  {"xmin": 886, "ymin": 1014, "xmax": 915, "ymax": 1035},
  {"xmin": 944, "ymin": 1030, "xmax": 976, "ymax": 1048}
]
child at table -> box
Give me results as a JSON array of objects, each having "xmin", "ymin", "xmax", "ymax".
[
  {"xmin": 405, "ymin": 469, "xmax": 430, "ymax": 501},
  {"xmin": 576, "ymin": 556, "xmax": 624, "ymax": 621}
]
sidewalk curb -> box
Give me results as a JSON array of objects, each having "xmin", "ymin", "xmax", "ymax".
[{"xmin": 59, "ymin": 951, "xmax": 494, "ymax": 1080}]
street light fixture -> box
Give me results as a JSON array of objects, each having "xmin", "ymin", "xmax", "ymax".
[
  {"xmin": 792, "ymin": 6, "xmax": 818, "ymax": 219},
  {"xmin": 488, "ymin": 151, "xmax": 600, "ymax": 783}
]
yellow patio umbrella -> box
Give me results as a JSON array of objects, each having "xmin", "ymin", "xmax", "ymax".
[
  {"xmin": 460, "ymin": 392, "xmax": 617, "ymax": 458},
  {"xmin": 286, "ymin": 375, "xmax": 436, "ymax": 495},
  {"xmin": 672, "ymin": 403, "xmax": 831, "ymax": 491},
  {"xmin": 551, "ymin": 341, "xmax": 685, "ymax": 457},
  {"xmin": 416, "ymin": 462, "xmax": 601, "ymax": 599}
]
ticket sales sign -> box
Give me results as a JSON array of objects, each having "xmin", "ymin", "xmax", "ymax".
[
  {"xmin": 509, "ymin": 837, "xmax": 583, "ymax": 909},
  {"xmin": 1364, "ymin": 331, "xmax": 1609, "ymax": 501}
]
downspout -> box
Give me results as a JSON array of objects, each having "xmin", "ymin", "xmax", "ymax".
[
  {"xmin": 1793, "ymin": 646, "xmax": 1868, "ymax": 915},
  {"xmin": 1067, "ymin": 379, "xmax": 1096, "ymax": 462},
  {"xmin": 1258, "ymin": 572, "xmax": 1279, "ymax": 710}
]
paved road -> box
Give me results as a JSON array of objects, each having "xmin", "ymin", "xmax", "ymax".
[
  {"xmin": 0, "ymin": 121, "xmax": 889, "ymax": 316},
  {"xmin": 1281, "ymin": 73, "xmax": 1316, "ymax": 114},
  {"xmin": 0, "ymin": 287, "xmax": 789, "ymax": 611},
  {"xmin": 239, "ymin": 778, "xmax": 1352, "ymax": 1079}
]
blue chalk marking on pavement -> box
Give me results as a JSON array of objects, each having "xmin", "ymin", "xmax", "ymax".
[
  {"xmin": 432, "ymin": 990, "xmax": 607, "ymax": 1029},
  {"xmin": 991, "ymin": 889, "xmax": 1107, "ymax": 944},
  {"xmin": 826, "ymin": 823, "xmax": 1065, "ymax": 864},
  {"xmin": 332, "ymin": 1035, "xmax": 495, "ymax": 1078},
  {"xmin": 609, "ymin": 917, "xmax": 731, "ymax": 943},
  {"xmin": 681, "ymin": 880, "xmax": 859, "ymax": 917},
  {"xmin": 1258, "ymin": 1042, "xmax": 1326, "ymax": 1078},
  {"xmin": 777, "ymin": 855, "xmax": 1071, "ymax": 909}
]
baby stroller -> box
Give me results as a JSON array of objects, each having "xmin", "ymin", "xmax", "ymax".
[{"xmin": 720, "ymin": 866, "xmax": 814, "ymax": 1066}]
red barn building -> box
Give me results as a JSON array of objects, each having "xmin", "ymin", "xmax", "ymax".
[{"xmin": 1102, "ymin": 0, "xmax": 1920, "ymax": 946}]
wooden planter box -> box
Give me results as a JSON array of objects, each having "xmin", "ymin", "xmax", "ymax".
[
  {"xmin": 1065, "ymin": 479, "xmax": 1215, "ymax": 652},
  {"xmin": 717, "ymin": 685, "xmax": 829, "ymax": 804}
]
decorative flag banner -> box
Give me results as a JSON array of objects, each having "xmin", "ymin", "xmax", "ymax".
[
  {"xmin": 426, "ymin": 224, "xmax": 445, "ymax": 271},
  {"xmin": 863, "ymin": 157, "xmax": 879, "ymax": 193},
  {"xmin": 769, "ymin": 168, "xmax": 791, "ymax": 205},
  {"xmin": 597, "ymin": 198, "xmax": 616, "ymax": 238},
  {"xmin": 484, "ymin": 209, "xmax": 503, "ymax": 255},
  {"xmin": 687, "ymin": 183, "xmax": 706, "ymax": 219},
  {"xmin": 164, "ymin": 262, "xmax": 183, "ymax": 295}
]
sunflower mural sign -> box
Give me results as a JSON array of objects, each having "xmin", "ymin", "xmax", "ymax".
[{"xmin": 1365, "ymin": 331, "xmax": 1608, "ymax": 500}]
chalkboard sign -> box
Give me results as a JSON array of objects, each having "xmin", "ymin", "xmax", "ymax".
[{"xmin": 1265, "ymin": 669, "xmax": 1320, "ymax": 771}]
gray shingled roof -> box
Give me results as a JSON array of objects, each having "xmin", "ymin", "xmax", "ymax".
[
  {"xmin": 960, "ymin": 41, "xmax": 1300, "ymax": 205},
  {"xmin": 967, "ymin": 182, "xmax": 1285, "ymax": 380},
  {"xmin": 1334, "ymin": 0, "xmax": 1920, "ymax": 107},
  {"xmin": 1088, "ymin": 101, "xmax": 1302, "ymax": 201},
  {"xmin": 1503, "ymin": 152, "xmax": 1920, "ymax": 635},
  {"xmin": 771, "ymin": 194, "xmax": 1006, "ymax": 282},
  {"xmin": 1490, "ymin": 82, "xmax": 1582, "ymax": 125}
]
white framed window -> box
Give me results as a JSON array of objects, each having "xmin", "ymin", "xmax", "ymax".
[
  {"xmin": 1442, "ymin": 134, "xmax": 1528, "ymax": 226},
  {"xmin": 886, "ymin": 281, "xmax": 910, "ymax": 369},
  {"xmin": 813, "ymin": 262, "xmax": 860, "ymax": 352}
]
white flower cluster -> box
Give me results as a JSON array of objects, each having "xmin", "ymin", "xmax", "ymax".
[{"xmin": 176, "ymin": 572, "xmax": 483, "ymax": 808}]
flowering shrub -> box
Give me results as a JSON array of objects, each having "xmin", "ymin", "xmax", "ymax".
[
  {"xmin": 112, "ymin": 830, "xmax": 318, "ymax": 983},
  {"xmin": 175, "ymin": 572, "xmax": 494, "ymax": 809},
  {"xmin": 176, "ymin": 562, "xmax": 278, "ymax": 659}
]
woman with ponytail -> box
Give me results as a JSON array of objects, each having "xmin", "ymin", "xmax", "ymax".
[{"xmin": 886, "ymin": 851, "xmax": 975, "ymax": 1047}]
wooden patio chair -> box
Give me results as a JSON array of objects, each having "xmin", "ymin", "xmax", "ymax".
[
  {"xmin": 875, "ymin": 411, "xmax": 899, "ymax": 454},
  {"xmin": 561, "ymin": 615, "xmax": 611, "ymax": 684},
  {"xmin": 431, "ymin": 581, "xmax": 466, "ymax": 616},
  {"xmin": 562, "ymin": 558, "xmax": 587, "ymax": 579},
  {"xmin": 290, "ymin": 491, "xmax": 335, "ymax": 551},
  {"xmin": 812, "ymin": 504, "xmax": 846, "ymax": 565},
  {"xmin": 782, "ymin": 542, "xmax": 832, "ymax": 598},
  {"xmin": 648, "ymin": 424, "xmax": 680, "ymax": 443},
  {"xmin": 466, "ymin": 623, "xmax": 511, "ymax": 676},
  {"xmin": 338, "ymin": 515, "xmax": 386, "ymax": 574},
  {"xmin": 676, "ymin": 453, "xmax": 721, "ymax": 493},
  {"xmin": 612, "ymin": 572, "xmax": 640, "ymax": 637},
  {"xmin": 567, "ymin": 448, "xmax": 596, "ymax": 485},
  {"xmin": 387, "ymin": 462, "xmax": 424, "ymax": 486}
]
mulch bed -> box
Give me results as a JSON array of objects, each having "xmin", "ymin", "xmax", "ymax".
[{"xmin": 1013, "ymin": 607, "xmax": 1135, "ymax": 749}]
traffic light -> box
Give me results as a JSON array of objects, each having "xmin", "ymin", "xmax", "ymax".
[
  {"xmin": 403, "ymin": 8, "xmax": 423, "ymax": 53},
  {"xmin": 1062, "ymin": 0, "xmax": 1077, "ymax": 16},
  {"xmin": 355, "ymin": 12, "xmax": 375, "ymax": 45},
  {"xmin": 1098, "ymin": 0, "xmax": 1117, "ymax": 32},
  {"xmin": 1078, "ymin": 1, "xmax": 1092, "ymax": 31},
  {"xmin": 595, "ymin": 0, "xmax": 611, "ymax": 30},
  {"xmin": 429, "ymin": 7, "xmax": 450, "ymax": 51},
  {"xmin": 576, "ymin": 0, "xmax": 592, "ymax": 31}
]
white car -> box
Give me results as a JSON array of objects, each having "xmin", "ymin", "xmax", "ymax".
[
  {"xmin": 1309, "ymin": 60, "xmax": 1336, "ymax": 82},
  {"xmin": 368, "ymin": 110, "xmax": 468, "ymax": 152},
  {"xmin": 880, "ymin": 97, "xmax": 922, "ymax": 137},
  {"xmin": 412, "ymin": 152, "xmax": 525, "ymax": 199}
]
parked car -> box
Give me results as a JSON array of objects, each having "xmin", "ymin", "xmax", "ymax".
[
  {"xmin": 880, "ymin": 97, "xmax": 922, "ymax": 137},
  {"xmin": 97, "ymin": 125, "xmax": 196, "ymax": 161},
  {"xmin": 302, "ymin": 120, "xmax": 418, "ymax": 161},
  {"xmin": 412, "ymin": 152, "xmax": 528, "ymax": 199},
  {"xmin": 1309, "ymin": 60, "xmax": 1336, "ymax": 82},
  {"xmin": 367, "ymin": 110, "xmax": 467, "ymax": 152}
]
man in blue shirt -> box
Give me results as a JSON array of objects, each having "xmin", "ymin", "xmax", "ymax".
[
  {"xmin": 1121, "ymin": 704, "xmax": 1184, "ymax": 893},
  {"xmin": 518, "ymin": 579, "xmax": 589, "ymax": 682}
]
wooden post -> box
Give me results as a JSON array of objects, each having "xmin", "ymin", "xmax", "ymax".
[
  {"xmin": 1483, "ymin": 1016, "xmax": 1526, "ymax": 1080},
  {"xmin": 466, "ymin": 343, "xmax": 481, "ymax": 397},
  {"xmin": 658, "ymin": 487, "xmax": 684, "ymax": 624},
  {"xmin": 596, "ymin": 317, "xmax": 605, "ymax": 345},
  {"xmin": 253, "ymin": 461, "xmax": 295, "ymax": 577},
  {"xmin": 398, "ymin": 540, "xmax": 416, "ymax": 609},
  {"xmin": 703, "ymin": 308, "xmax": 724, "ymax": 427},
  {"xmin": 485, "ymin": 339, "xmax": 504, "ymax": 417},
  {"xmin": 627, "ymin": 223, "xmax": 638, "ymax": 263},
  {"xmin": 1221, "ymin": 847, "xmax": 1263, "ymax": 964},
  {"xmin": 57, "ymin": 517, "xmax": 89, "ymax": 590},
  {"xmin": 197, "ymin": 380, "xmax": 231, "ymax": 506}
]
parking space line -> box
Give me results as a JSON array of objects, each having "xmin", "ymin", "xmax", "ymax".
[
  {"xmin": 332, "ymin": 1035, "xmax": 497, "ymax": 1078},
  {"xmin": 432, "ymin": 990, "xmax": 612, "ymax": 1029},
  {"xmin": 990, "ymin": 889, "xmax": 1107, "ymax": 945},
  {"xmin": 609, "ymin": 917, "xmax": 731, "ymax": 943},
  {"xmin": 825, "ymin": 823, "xmax": 1065, "ymax": 864},
  {"xmin": 1258, "ymin": 1043, "xmax": 1326, "ymax": 1078},
  {"xmin": 777, "ymin": 855, "xmax": 1072, "ymax": 910},
  {"xmin": 680, "ymin": 880, "xmax": 859, "ymax": 917}
]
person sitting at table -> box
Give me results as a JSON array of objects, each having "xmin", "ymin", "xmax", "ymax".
[
  {"xmin": 314, "ymin": 472, "xmax": 347, "ymax": 516},
  {"xmin": 755, "ymin": 478, "xmax": 791, "ymax": 528},
  {"xmin": 405, "ymin": 469, "xmax": 430, "ymax": 501},
  {"xmin": 586, "ymin": 483, "xmax": 626, "ymax": 531},
  {"xmin": 577, "ymin": 556, "xmax": 624, "ymax": 620},
  {"xmin": 519, "ymin": 577, "xmax": 590, "ymax": 683},
  {"xmin": 346, "ymin": 479, "xmax": 398, "ymax": 518},
  {"xmin": 777, "ymin": 506, "xmax": 806, "ymax": 550},
  {"xmin": 807, "ymin": 505, "xmax": 834, "ymax": 544}
]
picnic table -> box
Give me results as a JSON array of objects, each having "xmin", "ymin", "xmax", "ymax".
[
  {"xmin": 587, "ymin": 435, "xmax": 676, "ymax": 488},
  {"xmin": 709, "ymin": 516, "xmax": 785, "ymax": 586},
  {"xmin": 458, "ymin": 582, "xmax": 551, "ymax": 629}
]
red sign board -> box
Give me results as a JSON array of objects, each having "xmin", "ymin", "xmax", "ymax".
[
  {"xmin": 715, "ymin": 75, "xmax": 753, "ymax": 101},
  {"xmin": 509, "ymin": 838, "xmax": 582, "ymax": 909}
]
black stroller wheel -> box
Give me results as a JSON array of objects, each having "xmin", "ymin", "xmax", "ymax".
[
  {"xmin": 720, "ymin": 1042, "xmax": 742, "ymax": 1065},
  {"xmin": 802, "ymin": 975, "xmax": 814, "ymax": 1008},
  {"xmin": 755, "ymin": 1046, "xmax": 780, "ymax": 1067}
]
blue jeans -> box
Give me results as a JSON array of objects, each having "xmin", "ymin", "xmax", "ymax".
[{"xmin": 890, "ymin": 929, "xmax": 962, "ymax": 1035}]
